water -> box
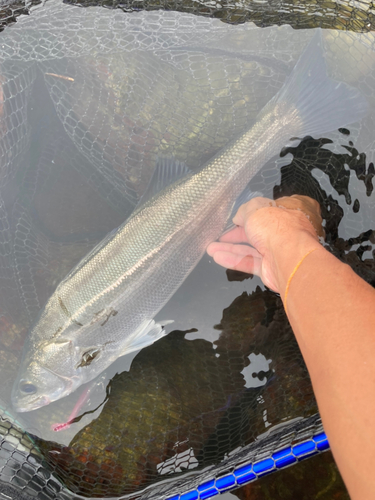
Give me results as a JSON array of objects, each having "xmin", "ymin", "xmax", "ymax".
[{"xmin": 0, "ymin": 3, "xmax": 374, "ymax": 497}]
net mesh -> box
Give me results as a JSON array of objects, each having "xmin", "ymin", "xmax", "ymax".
[
  {"xmin": 2, "ymin": 0, "xmax": 375, "ymax": 33},
  {"xmin": 0, "ymin": 0, "xmax": 374, "ymax": 498}
]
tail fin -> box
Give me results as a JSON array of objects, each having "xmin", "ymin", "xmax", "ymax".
[{"xmin": 274, "ymin": 29, "xmax": 367, "ymax": 137}]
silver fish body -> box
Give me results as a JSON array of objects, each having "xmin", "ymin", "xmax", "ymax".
[{"xmin": 12, "ymin": 31, "xmax": 367, "ymax": 411}]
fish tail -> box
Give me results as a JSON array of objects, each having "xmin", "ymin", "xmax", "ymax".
[{"xmin": 275, "ymin": 29, "xmax": 367, "ymax": 137}]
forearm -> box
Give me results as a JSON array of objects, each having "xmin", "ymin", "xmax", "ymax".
[
  {"xmin": 275, "ymin": 236, "xmax": 375, "ymax": 500},
  {"xmin": 208, "ymin": 195, "xmax": 375, "ymax": 498}
]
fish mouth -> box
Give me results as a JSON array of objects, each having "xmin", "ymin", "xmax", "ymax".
[{"xmin": 13, "ymin": 395, "xmax": 51, "ymax": 413}]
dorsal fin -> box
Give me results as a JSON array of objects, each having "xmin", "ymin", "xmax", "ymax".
[{"xmin": 137, "ymin": 157, "xmax": 192, "ymax": 207}]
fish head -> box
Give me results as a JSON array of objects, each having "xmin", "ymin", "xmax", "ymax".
[{"xmin": 11, "ymin": 337, "xmax": 81, "ymax": 412}]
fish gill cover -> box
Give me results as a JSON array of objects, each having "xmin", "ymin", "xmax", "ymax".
[{"xmin": 0, "ymin": 1, "xmax": 373, "ymax": 499}]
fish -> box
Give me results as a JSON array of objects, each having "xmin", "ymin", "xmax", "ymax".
[{"xmin": 11, "ymin": 30, "xmax": 367, "ymax": 412}]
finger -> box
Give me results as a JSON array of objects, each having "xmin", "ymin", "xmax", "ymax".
[
  {"xmin": 276, "ymin": 195, "xmax": 325, "ymax": 238},
  {"xmin": 218, "ymin": 226, "xmax": 248, "ymax": 243},
  {"xmin": 276, "ymin": 195, "xmax": 319, "ymax": 216},
  {"xmin": 291, "ymin": 194, "xmax": 321, "ymax": 214},
  {"xmin": 207, "ymin": 241, "xmax": 260, "ymax": 259},
  {"xmin": 232, "ymin": 196, "xmax": 275, "ymax": 227},
  {"xmin": 211, "ymin": 250, "xmax": 262, "ymax": 275}
]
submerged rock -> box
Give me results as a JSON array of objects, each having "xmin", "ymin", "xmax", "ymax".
[
  {"xmin": 231, "ymin": 450, "xmax": 350, "ymax": 500},
  {"xmin": 34, "ymin": 330, "xmax": 246, "ymax": 496},
  {"xmin": 32, "ymin": 286, "xmax": 318, "ymax": 497}
]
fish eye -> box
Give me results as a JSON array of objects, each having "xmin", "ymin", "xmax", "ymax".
[{"xmin": 19, "ymin": 381, "xmax": 37, "ymax": 394}]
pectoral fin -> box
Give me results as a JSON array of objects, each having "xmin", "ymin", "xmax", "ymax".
[{"xmin": 118, "ymin": 319, "xmax": 172, "ymax": 357}]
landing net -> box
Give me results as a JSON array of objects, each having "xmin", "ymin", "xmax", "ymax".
[{"xmin": 0, "ymin": 1, "xmax": 374, "ymax": 498}]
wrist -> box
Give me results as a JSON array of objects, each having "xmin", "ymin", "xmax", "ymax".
[{"xmin": 270, "ymin": 230, "xmax": 324, "ymax": 297}]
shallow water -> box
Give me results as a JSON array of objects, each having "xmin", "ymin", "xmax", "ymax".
[{"xmin": 0, "ymin": 2, "xmax": 374, "ymax": 497}]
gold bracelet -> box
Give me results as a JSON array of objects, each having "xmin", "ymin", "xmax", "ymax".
[{"xmin": 284, "ymin": 248, "xmax": 317, "ymax": 316}]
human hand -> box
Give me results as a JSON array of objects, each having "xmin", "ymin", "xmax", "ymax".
[{"xmin": 207, "ymin": 195, "xmax": 324, "ymax": 293}]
